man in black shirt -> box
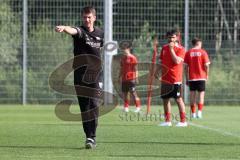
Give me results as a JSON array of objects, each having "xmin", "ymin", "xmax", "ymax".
[{"xmin": 55, "ymin": 6, "xmax": 104, "ymax": 149}]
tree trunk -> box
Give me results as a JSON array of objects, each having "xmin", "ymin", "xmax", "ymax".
[
  {"xmin": 218, "ymin": 0, "xmax": 233, "ymax": 58},
  {"xmin": 215, "ymin": 3, "xmax": 223, "ymax": 55},
  {"xmin": 231, "ymin": 0, "xmax": 238, "ymax": 54}
]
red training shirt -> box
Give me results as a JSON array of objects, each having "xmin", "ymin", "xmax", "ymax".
[
  {"xmin": 160, "ymin": 44, "xmax": 185, "ymax": 84},
  {"xmin": 120, "ymin": 53, "xmax": 138, "ymax": 81},
  {"xmin": 184, "ymin": 48, "xmax": 210, "ymax": 81}
]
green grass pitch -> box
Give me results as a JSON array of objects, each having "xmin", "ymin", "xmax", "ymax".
[{"xmin": 0, "ymin": 105, "xmax": 240, "ymax": 160}]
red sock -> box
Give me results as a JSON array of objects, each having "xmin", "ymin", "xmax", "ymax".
[
  {"xmin": 190, "ymin": 104, "xmax": 196, "ymax": 113},
  {"xmin": 180, "ymin": 112, "xmax": 186, "ymax": 122},
  {"xmin": 135, "ymin": 99, "xmax": 141, "ymax": 108},
  {"xmin": 198, "ymin": 104, "xmax": 203, "ymax": 111},
  {"xmin": 165, "ymin": 112, "xmax": 171, "ymax": 122},
  {"xmin": 124, "ymin": 100, "xmax": 129, "ymax": 108}
]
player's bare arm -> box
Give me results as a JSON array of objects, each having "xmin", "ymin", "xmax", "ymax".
[
  {"xmin": 55, "ymin": 25, "xmax": 78, "ymax": 35},
  {"xmin": 169, "ymin": 42, "xmax": 183, "ymax": 64},
  {"xmin": 153, "ymin": 36, "xmax": 159, "ymax": 52},
  {"xmin": 184, "ymin": 64, "xmax": 189, "ymax": 85},
  {"xmin": 205, "ymin": 63, "xmax": 210, "ymax": 80},
  {"xmin": 135, "ymin": 65, "xmax": 139, "ymax": 84}
]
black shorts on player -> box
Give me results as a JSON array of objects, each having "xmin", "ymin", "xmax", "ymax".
[
  {"xmin": 161, "ymin": 83, "xmax": 182, "ymax": 99},
  {"xmin": 121, "ymin": 80, "xmax": 136, "ymax": 93},
  {"xmin": 189, "ymin": 80, "xmax": 205, "ymax": 92}
]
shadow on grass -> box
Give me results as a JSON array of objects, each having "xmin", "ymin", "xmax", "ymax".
[
  {"xmin": 108, "ymin": 154, "xmax": 187, "ymax": 158},
  {"xmin": 98, "ymin": 141, "xmax": 240, "ymax": 146},
  {"xmin": 0, "ymin": 145, "xmax": 85, "ymax": 150}
]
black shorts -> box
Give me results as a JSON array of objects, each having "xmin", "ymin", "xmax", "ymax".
[
  {"xmin": 161, "ymin": 83, "xmax": 182, "ymax": 99},
  {"xmin": 122, "ymin": 80, "xmax": 136, "ymax": 93},
  {"xmin": 189, "ymin": 80, "xmax": 205, "ymax": 91}
]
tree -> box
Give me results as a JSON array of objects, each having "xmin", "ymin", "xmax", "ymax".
[
  {"xmin": 27, "ymin": 21, "xmax": 73, "ymax": 103},
  {"xmin": 132, "ymin": 22, "xmax": 156, "ymax": 62},
  {"xmin": 0, "ymin": 2, "xmax": 21, "ymax": 67},
  {"xmin": 0, "ymin": 2, "xmax": 22, "ymax": 103}
]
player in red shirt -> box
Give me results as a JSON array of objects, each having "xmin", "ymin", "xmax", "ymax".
[
  {"xmin": 154, "ymin": 29, "xmax": 187, "ymax": 127},
  {"xmin": 118, "ymin": 41, "xmax": 141, "ymax": 113},
  {"xmin": 184, "ymin": 37, "xmax": 210, "ymax": 118}
]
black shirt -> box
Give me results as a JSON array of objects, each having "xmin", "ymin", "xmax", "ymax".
[
  {"xmin": 72, "ymin": 26, "xmax": 104, "ymax": 82},
  {"xmin": 72, "ymin": 26, "xmax": 104, "ymax": 57}
]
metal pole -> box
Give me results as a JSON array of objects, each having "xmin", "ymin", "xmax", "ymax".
[
  {"xmin": 184, "ymin": 0, "xmax": 189, "ymax": 104},
  {"xmin": 23, "ymin": 0, "xmax": 28, "ymax": 105},
  {"xmin": 104, "ymin": 0, "xmax": 113, "ymax": 104},
  {"xmin": 104, "ymin": 0, "xmax": 113, "ymax": 42}
]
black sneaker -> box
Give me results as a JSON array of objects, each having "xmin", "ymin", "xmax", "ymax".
[{"xmin": 85, "ymin": 138, "xmax": 96, "ymax": 149}]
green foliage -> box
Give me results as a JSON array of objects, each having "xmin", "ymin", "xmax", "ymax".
[
  {"xmin": 1, "ymin": 1, "xmax": 240, "ymax": 104},
  {"xmin": 28, "ymin": 21, "xmax": 72, "ymax": 72},
  {"xmin": 0, "ymin": 2, "xmax": 21, "ymax": 103},
  {"xmin": 0, "ymin": 67, "xmax": 22, "ymax": 103},
  {"xmin": 27, "ymin": 21, "xmax": 73, "ymax": 103},
  {"xmin": 0, "ymin": 2, "xmax": 74, "ymax": 103},
  {"xmin": 132, "ymin": 22, "xmax": 156, "ymax": 62},
  {"xmin": 206, "ymin": 55, "xmax": 240, "ymax": 104},
  {"xmin": 0, "ymin": 2, "xmax": 21, "ymax": 66}
]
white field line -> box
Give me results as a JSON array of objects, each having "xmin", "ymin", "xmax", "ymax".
[{"xmin": 189, "ymin": 122, "xmax": 240, "ymax": 139}]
